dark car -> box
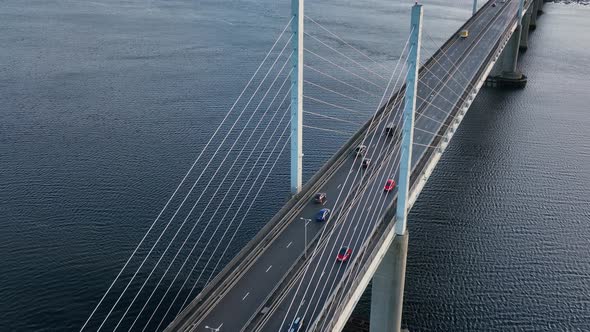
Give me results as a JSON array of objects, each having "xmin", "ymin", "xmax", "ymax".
[
  {"xmin": 337, "ymin": 247, "xmax": 352, "ymax": 262},
  {"xmin": 362, "ymin": 158, "xmax": 371, "ymax": 169},
  {"xmin": 355, "ymin": 144, "xmax": 367, "ymax": 157},
  {"xmin": 287, "ymin": 316, "xmax": 303, "ymax": 332},
  {"xmin": 385, "ymin": 122, "xmax": 401, "ymax": 138},
  {"xmin": 314, "ymin": 192, "xmax": 327, "ymax": 204},
  {"xmin": 315, "ymin": 208, "xmax": 331, "ymax": 222}
]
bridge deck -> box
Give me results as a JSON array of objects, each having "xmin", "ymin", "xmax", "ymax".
[{"xmin": 166, "ymin": 1, "xmax": 526, "ymax": 331}]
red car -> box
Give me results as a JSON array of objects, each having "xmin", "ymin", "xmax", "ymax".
[
  {"xmin": 384, "ymin": 179, "xmax": 396, "ymax": 192},
  {"xmin": 336, "ymin": 247, "xmax": 352, "ymax": 262}
]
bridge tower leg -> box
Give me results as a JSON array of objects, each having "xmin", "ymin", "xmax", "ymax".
[
  {"xmin": 370, "ymin": 4, "xmax": 422, "ymax": 332},
  {"xmin": 290, "ymin": 0, "xmax": 303, "ymax": 194},
  {"xmin": 472, "ymin": 0, "xmax": 477, "ymax": 15}
]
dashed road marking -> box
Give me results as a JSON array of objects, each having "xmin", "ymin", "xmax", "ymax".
[
  {"xmin": 337, "ymin": 184, "xmax": 342, "ymax": 189},
  {"xmin": 266, "ymin": 265, "xmax": 272, "ymax": 272},
  {"xmin": 242, "ymin": 292, "xmax": 249, "ymax": 301},
  {"xmin": 286, "ymin": 241, "xmax": 293, "ymax": 248}
]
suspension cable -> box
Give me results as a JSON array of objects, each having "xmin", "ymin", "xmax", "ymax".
[
  {"xmin": 79, "ymin": 18, "xmax": 293, "ymax": 332},
  {"xmin": 305, "ymin": 64, "xmax": 381, "ymax": 98},
  {"xmin": 305, "ymin": 15, "xmax": 391, "ymax": 73},
  {"xmin": 304, "ymin": 80, "xmax": 373, "ymax": 106},
  {"xmin": 305, "ymin": 48, "xmax": 386, "ymax": 90}
]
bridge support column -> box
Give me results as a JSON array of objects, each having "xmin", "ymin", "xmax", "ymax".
[
  {"xmin": 370, "ymin": 232, "xmax": 409, "ymax": 332},
  {"xmin": 530, "ymin": 0, "xmax": 540, "ymax": 30},
  {"xmin": 472, "ymin": 0, "xmax": 477, "ymax": 15},
  {"xmin": 486, "ymin": 0, "xmax": 527, "ymax": 89},
  {"xmin": 519, "ymin": 9, "xmax": 532, "ymax": 52},
  {"xmin": 290, "ymin": 0, "xmax": 303, "ymax": 194},
  {"xmin": 369, "ymin": 4, "xmax": 421, "ymax": 332}
]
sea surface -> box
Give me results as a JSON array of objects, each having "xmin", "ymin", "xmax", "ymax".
[{"xmin": 0, "ymin": 1, "xmax": 588, "ymax": 331}]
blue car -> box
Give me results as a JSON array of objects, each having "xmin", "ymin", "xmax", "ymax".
[
  {"xmin": 315, "ymin": 208, "xmax": 331, "ymax": 222},
  {"xmin": 287, "ymin": 316, "xmax": 303, "ymax": 332}
]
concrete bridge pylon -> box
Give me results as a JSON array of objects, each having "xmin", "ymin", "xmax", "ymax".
[{"xmin": 370, "ymin": 3, "xmax": 422, "ymax": 332}]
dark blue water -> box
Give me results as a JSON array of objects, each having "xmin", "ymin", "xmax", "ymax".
[{"xmin": 1, "ymin": 1, "xmax": 588, "ymax": 331}]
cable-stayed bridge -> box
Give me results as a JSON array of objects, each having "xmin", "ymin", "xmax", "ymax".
[{"xmin": 80, "ymin": 0, "xmax": 546, "ymax": 331}]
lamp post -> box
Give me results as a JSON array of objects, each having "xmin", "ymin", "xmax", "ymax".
[{"xmin": 299, "ymin": 217, "xmax": 311, "ymax": 258}]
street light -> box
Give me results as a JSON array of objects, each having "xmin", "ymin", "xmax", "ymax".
[{"xmin": 299, "ymin": 217, "xmax": 311, "ymax": 258}]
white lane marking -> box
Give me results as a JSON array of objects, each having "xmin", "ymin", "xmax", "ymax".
[
  {"xmin": 337, "ymin": 183, "xmax": 342, "ymax": 189},
  {"xmin": 205, "ymin": 323, "xmax": 223, "ymax": 331},
  {"xmin": 286, "ymin": 241, "xmax": 293, "ymax": 248},
  {"xmin": 266, "ymin": 265, "xmax": 272, "ymax": 272},
  {"xmin": 242, "ymin": 292, "xmax": 249, "ymax": 301}
]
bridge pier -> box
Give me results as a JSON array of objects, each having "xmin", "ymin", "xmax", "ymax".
[
  {"xmin": 530, "ymin": 0, "xmax": 540, "ymax": 30},
  {"xmin": 370, "ymin": 233, "xmax": 409, "ymax": 332},
  {"xmin": 486, "ymin": 28, "xmax": 527, "ymax": 88},
  {"xmin": 485, "ymin": 0, "xmax": 527, "ymax": 89},
  {"xmin": 519, "ymin": 9, "xmax": 532, "ymax": 52}
]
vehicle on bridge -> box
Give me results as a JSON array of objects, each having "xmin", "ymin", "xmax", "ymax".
[
  {"xmin": 384, "ymin": 179, "xmax": 396, "ymax": 192},
  {"xmin": 287, "ymin": 316, "xmax": 304, "ymax": 332},
  {"xmin": 362, "ymin": 158, "xmax": 371, "ymax": 169},
  {"xmin": 385, "ymin": 122, "xmax": 401, "ymax": 138},
  {"xmin": 314, "ymin": 192, "xmax": 327, "ymax": 204},
  {"xmin": 336, "ymin": 247, "xmax": 352, "ymax": 262},
  {"xmin": 460, "ymin": 29, "xmax": 469, "ymax": 38},
  {"xmin": 355, "ymin": 144, "xmax": 367, "ymax": 157},
  {"xmin": 315, "ymin": 208, "xmax": 331, "ymax": 222}
]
